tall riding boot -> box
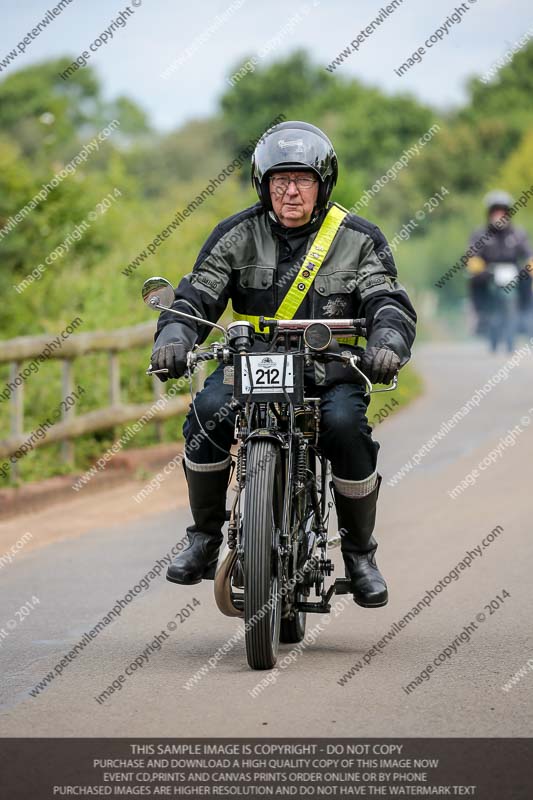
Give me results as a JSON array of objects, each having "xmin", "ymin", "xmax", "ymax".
[
  {"xmin": 334, "ymin": 474, "xmax": 388, "ymax": 608},
  {"xmin": 166, "ymin": 462, "xmax": 231, "ymax": 585}
]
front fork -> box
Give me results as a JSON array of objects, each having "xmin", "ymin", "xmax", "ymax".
[
  {"xmin": 230, "ymin": 412, "xmax": 347, "ymax": 616},
  {"xmin": 231, "ymin": 414, "xmax": 294, "ymax": 609}
]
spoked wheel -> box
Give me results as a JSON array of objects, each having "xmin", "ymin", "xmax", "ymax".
[{"xmin": 243, "ymin": 439, "xmax": 283, "ymax": 670}]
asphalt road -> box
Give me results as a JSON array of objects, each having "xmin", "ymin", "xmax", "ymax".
[{"xmin": 1, "ymin": 340, "xmax": 532, "ymax": 737}]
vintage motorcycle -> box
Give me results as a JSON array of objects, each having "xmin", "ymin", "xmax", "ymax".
[
  {"xmin": 471, "ymin": 261, "xmax": 522, "ymax": 352},
  {"xmin": 142, "ymin": 276, "xmax": 397, "ymax": 670}
]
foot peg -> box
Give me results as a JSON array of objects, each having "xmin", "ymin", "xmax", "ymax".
[{"xmin": 333, "ymin": 577, "xmax": 351, "ymax": 594}]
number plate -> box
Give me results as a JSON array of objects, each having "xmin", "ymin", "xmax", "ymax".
[
  {"xmin": 493, "ymin": 263, "xmax": 518, "ymax": 287},
  {"xmin": 233, "ymin": 353, "xmax": 304, "ymax": 404},
  {"xmin": 241, "ymin": 354, "xmax": 294, "ymax": 395}
]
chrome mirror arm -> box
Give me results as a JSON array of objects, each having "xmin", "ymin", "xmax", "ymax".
[{"xmin": 148, "ymin": 299, "xmax": 228, "ymax": 340}]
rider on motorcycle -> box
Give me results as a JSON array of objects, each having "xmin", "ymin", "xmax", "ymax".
[
  {"xmin": 151, "ymin": 121, "xmax": 417, "ymax": 608},
  {"xmin": 467, "ymin": 190, "xmax": 533, "ymax": 350}
]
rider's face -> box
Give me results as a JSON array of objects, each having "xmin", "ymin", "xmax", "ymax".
[
  {"xmin": 269, "ymin": 171, "xmax": 319, "ymax": 228},
  {"xmin": 489, "ymin": 207, "xmax": 509, "ymax": 226}
]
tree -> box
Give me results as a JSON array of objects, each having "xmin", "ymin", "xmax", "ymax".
[{"xmin": 219, "ymin": 50, "xmax": 436, "ymax": 195}]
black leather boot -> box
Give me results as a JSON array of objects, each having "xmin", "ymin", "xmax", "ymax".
[
  {"xmin": 334, "ymin": 475, "xmax": 388, "ymax": 608},
  {"xmin": 166, "ymin": 462, "xmax": 231, "ymax": 585}
]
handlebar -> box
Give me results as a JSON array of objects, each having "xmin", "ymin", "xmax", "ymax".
[
  {"xmin": 148, "ymin": 345, "xmax": 397, "ymax": 395},
  {"xmin": 259, "ymin": 317, "xmax": 367, "ymax": 337},
  {"xmin": 146, "ymin": 312, "xmax": 397, "ymax": 393},
  {"xmin": 146, "ymin": 299, "xmax": 367, "ymax": 343}
]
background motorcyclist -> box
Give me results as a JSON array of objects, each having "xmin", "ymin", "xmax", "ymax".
[
  {"xmin": 151, "ymin": 121, "xmax": 417, "ymax": 608},
  {"xmin": 467, "ymin": 190, "xmax": 533, "ymax": 351}
]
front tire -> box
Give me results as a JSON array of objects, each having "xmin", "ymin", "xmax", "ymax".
[{"xmin": 243, "ymin": 439, "xmax": 283, "ymax": 670}]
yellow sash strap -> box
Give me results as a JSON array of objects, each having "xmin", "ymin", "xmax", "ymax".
[{"xmin": 233, "ymin": 204, "xmax": 356, "ymax": 343}]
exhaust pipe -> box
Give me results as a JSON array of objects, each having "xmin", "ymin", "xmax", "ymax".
[{"xmin": 214, "ymin": 545, "xmax": 243, "ymax": 617}]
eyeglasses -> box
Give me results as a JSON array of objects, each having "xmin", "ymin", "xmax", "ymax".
[{"xmin": 269, "ymin": 175, "xmax": 318, "ymax": 191}]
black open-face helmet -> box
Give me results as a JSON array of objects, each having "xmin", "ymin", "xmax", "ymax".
[{"xmin": 251, "ymin": 120, "xmax": 338, "ymax": 213}]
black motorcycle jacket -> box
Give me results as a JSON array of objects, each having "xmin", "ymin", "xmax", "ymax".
[
  {"xmin": 155, "ymin": 202, "xmax": 417, "ymax": 371},
  {"xmin": 468, "ymin": 222, "xmax": 532, "ymax": 265}
]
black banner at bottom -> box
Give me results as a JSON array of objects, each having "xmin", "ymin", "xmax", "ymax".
[{"xmin": 2, "ymin": 738, "xmax": 531, "ymax": 799}]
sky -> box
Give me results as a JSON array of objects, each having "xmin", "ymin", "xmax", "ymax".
[{"xmin": 1, "ymin": 0, "xmax": 532, "ymax": 131}]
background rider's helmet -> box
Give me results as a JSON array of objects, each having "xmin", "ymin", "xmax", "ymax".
[
  {"xmin": 251, "ymin": 120, "xmax": 338, "ymax": 213},
  {"xmin": 484, "ymin": 190, "xmax": 514, "ymax": 214}
]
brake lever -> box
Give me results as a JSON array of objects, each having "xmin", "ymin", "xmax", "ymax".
[
  {"xmin": 348, "ymin": 356, "xmax": 373, "ymax": 396},
  {"xmin": 347, "ymin": 357, "xmax": 399, "ymax": 395},
  {"xmin": 146, "ymin": 348, "xmax": 218, "ymax": 378},
  {"xmin": 146, "ymin": 365, "xmax": 169, "ymax": 376},
  {"xmin": 370, "ymin": 373, "xmax": 399, "ymax": 394}
]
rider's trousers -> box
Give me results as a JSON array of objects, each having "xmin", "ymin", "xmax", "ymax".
[{"xmin": 183, "ymin": 364, "xmax": 379, "ymax": 496}]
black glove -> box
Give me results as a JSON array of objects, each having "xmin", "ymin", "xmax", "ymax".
[
  {"xmin": 151, "ymin": 322, "xmax": 197, "ymax": 382},
  {"xmin": 361, "ymin": 346, "xmax": 400, "ymax": 385}
]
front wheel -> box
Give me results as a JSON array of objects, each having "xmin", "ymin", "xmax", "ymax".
[{"xmin": 243, "ymin": 439, "xmax": 283, "ymax": 670}]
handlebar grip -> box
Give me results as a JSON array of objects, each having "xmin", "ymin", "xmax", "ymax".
[{"xmin": 352, "ymin": 319, "xmax": 367, "ymax": 337}]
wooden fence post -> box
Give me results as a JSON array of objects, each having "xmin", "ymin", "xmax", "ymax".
[
  {"xmin": 61, "ymin": 360, "xmax": 74, "ymax": 465},
  {"xmin": 109, "ymin": 352, "xmax": 121, "ymax": 406},
  {"xmin": 9, "ymin": 361, "xmax": 23, "ymax": 480}
]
